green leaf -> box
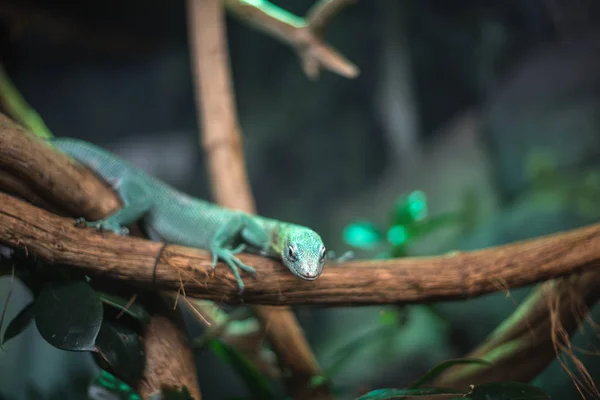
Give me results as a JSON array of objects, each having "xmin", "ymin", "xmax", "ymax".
[
  {"xmin": 407, "ymin": 213, "xmax": 460, "ymax": 239},
  {"xmin": 308, "ymin": 375, "xmax": 329, "ymax": 389},
  {"xmin": 34, "ymin": 281, "xmax": 103, "ymax": 351},
  {"xmin": 409, "ymin": 358, "xmax": 490, "ymax": 389},
  {"xmin": 354, "ymin": 387, "xmax": 466, "ymax": 399},
  {"xmin": 386, "ymin": 225, "xmax": 409, "ymax": 247},
  {"xmin": 391, "ymin": 191, "xmax": 428, "ymax": 226},
  {"xmin": 99, "ymin": 292, "xmax": 151, "ymax": 325},
  {"xmin": 377, "ymin": 309, "xmax": 401, "ymax": 326},
  {"xmin": 2, "ymin": 301, "xmax": 34, "ymax": 345},
  {"xmin": 94, "ymin": 320, "xmax": 145, "ymax": 385},
  {"xmin": 467, "ymin": 382, "xmax": 551, "ymax": 399},
  {"xmin": 343, "ymin": 222, "xmax": 383, "ymax": 249},
  {"xmin": 209, "ymin": 339, "xmax": 275, "ymax": 400},
  {"xmin": 89, "ymin": 369, "xmax": 141, "ymax": 400}
]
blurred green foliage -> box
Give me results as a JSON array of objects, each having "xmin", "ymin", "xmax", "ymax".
[
  {"xmin": 525, "ymin": 149, "xmax": 600, "ymax": 218},
  {"xmin": 343, "ymin": 190, "xmax": 461, "ymax": 258}
]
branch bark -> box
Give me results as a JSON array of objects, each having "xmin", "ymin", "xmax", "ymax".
[
  {"xmin": 223, "ymin": 0, "xmax": 359, "ymax": 79},
  {"xmin": 2, "ymin": 191, "xmax": 600, "ymax": 306},
  {"xmin": 186, "ymin": 1, "xmax": 330, "ymax": 398}
]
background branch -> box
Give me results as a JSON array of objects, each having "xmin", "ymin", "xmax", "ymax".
[
  {"xmin": 433, "ymin": 272, "xmax": 600, "ymax": 397},
  {"xmin": 186, "ymin": 0, "xmax": 330, "ymax": 398},
  {"xmin": 223, "ymin": 0, "xmax": 359, "ymax": 79}
]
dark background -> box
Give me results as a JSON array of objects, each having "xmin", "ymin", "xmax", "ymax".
[{"xmin": 2, "ymin": 0, "xmax": 600, "ymax": 399}]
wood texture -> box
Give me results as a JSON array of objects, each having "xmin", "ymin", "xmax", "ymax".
[{"xmin": 2, "ymin": 191, "xmax": 600, "ymax": 305}]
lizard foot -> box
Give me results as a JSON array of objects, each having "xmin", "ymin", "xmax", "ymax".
[
  {"xmin": 74, "ymin": 217, "xmax": 129, "ymax": 236},
  {"xmin": 210, "ymin": 245, "xmax": 256, "ymax": 294}
]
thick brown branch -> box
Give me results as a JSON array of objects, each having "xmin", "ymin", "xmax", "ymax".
[
  {"xmin": 0, "ymin": 114, "xmax": 201, "ymax": 399},
  {"xmin": 137, "ymin": 299, "xmax": 202, "ymax": 399},
  {"xmin": 223, "ymin": 0, "xmax": 359, "ymax": 79},
  {"xmin": 186, "ymin": 1, "xmax": 329, "ymax": 398},
  {"xmin": 2, "ymin": 192, "xmax": 600, "ymax": 305},
  {"xmin": 0, "ymin": 114, "xmax": 120, "ymax": 219}
]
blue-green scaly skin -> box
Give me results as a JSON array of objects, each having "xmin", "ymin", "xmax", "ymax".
[{"xmin": 52, "ymin": 138, "xmax": 326, "ymax": 292}]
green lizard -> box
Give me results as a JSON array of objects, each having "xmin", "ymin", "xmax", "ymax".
[{"xmin": 51, "ymin": 138, "xmax": 327, "ymax": 293}]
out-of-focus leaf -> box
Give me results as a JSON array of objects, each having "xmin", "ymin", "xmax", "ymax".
[
  {"xmin": 409, "ymin": 358, "xmax": 490, "ymax": 389},
  {"xmin": 467, "ymin": 382, "xmax": 551, "ymax": 399},
  {"xmin": 389, "ymin": 245, "xmax": 408, "ymax": 258},
  {"xmin": 2, "ymin": 301, "xmax": 34, "ymax": 345},
  {"xmin": 408, "ymin": 213, "xmax": 460, "ymax": 239},
  {"xmin": 386, "ymin": 225, "xmax": 409, "ymax": 246},
  {"xmin": 99, "ymin": 292, "xmax": 151, "ymax": 325},
  {"xmin": 89, "ymin": 369, "xmax": 141, "ymax": 400},
  {"xmin": 391, "ymin": 191, "xmax": 428, "ymax": 226},
  {"xmin": 209, "ymin": 339, "xmax": 275, "ymax": 400},
  {"xmin": 34, "ymin": 281, "xmax": 103, "ymax": 351},
  {"xmin": 525, "ymin": 150, "xmax": 557, "ymax": 182},
  {"xmin": 377, "ymin": 309, "xmax": 401, "ymax": 326},
  {"xmin": 94, "ymin": 321, "xmax": 145, "ymax": 385},
  {"xmin": 343, "ymin": 222, "xmax": 383, "ymax": 249},
  {"xmin": 354, "ymin": 387, "xmax": 466, "ymax": 399}
]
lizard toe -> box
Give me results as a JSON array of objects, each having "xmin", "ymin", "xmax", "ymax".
[{"xmin": 233, "ymin": 258, "xmax": 256, "ymax": 277}]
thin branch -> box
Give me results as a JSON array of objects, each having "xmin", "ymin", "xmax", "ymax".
[
  {"xmin": 306, "ymin": 0, "xmax": 358, "ymax": 33},
  {"xmin": 2, "ymin": 192, "xmax": 600, "ymax": 306},
  {"xmin": 223, "ymin": 0, "xmax": 359, "ymax": 79},
  {"xmin": 186, "ymin": 1, "xmax": 329, "ymax": 398}
]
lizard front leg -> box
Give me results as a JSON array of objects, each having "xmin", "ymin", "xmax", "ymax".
[
  {"xmin": 210, "ymin": 214, "xmax": 269, "ymax": 294},
  {"xmin": 75, "ymin": 174, "xmax": 153, "ymax": 235}
]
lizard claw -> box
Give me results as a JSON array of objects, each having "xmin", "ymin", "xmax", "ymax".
[{"xmin": 210, "ymin": 245, "xmax": 256, "ymax": 294}]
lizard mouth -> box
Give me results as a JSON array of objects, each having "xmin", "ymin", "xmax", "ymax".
[{"xmin": 297, "ymin": 270, "xmax": 322, "ymax": 280}]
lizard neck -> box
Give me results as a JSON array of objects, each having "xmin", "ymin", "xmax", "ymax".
[{"xmin": 261, "ymin": 221, "xmax": 292, "ymax": 258}]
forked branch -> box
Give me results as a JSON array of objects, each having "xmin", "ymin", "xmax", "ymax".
[{"xmin": 223, "ymin": 0, "xmax": 359, "ymax": 79}]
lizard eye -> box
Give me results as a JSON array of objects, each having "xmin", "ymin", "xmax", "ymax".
[
  {"xmin": 319, "ymin": 248, "xmax": 327, "ymax": 262},
  {"xmin": 287, "ymin": 246, "xmax": 296, "ymax": 260}
]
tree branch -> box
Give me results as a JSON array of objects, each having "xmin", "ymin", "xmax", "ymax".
[
  {"xmin": 223, "ymin": 0, "xmax": 359, "ymax": 79},
  {"xmin": 0, "ymin": 114, "xmax": 201, "ymax": 399},
  {"xmin": 433, "ymin": 272, "xmax": 600, "ymax": 398},
  {"xmin": 2, "ymin": 191, "xmax": 600, "ymax": 306},
  {"xmin": 186, "ymin": 1, "xmax": 329, "ymax": 398}
]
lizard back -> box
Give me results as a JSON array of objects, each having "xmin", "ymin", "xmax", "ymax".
[{"xmin": 51, "ymin": 138, "xmax": 278, "ymax": 251}]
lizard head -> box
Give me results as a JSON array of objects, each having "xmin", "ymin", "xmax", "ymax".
[{"xmin": 280, "ymin": 227, "xmax": 326, "ymax": 280}]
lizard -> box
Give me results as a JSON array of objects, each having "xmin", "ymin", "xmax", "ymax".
[{"xmin": 50, "ymin": 138, "xmax": 327, "ymax": 293}]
